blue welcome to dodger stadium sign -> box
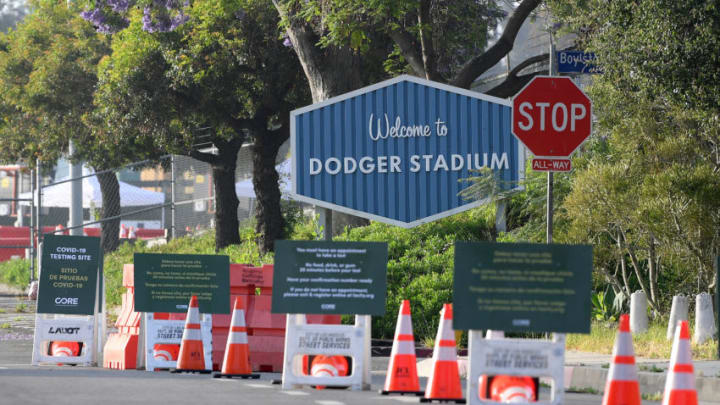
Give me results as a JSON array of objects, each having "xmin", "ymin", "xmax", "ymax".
[{"xmin": 290, "ymin": 75, "xmax": 524, "ymax": 227}]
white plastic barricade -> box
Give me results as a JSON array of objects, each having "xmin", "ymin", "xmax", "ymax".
[
  {"xmin": 281, "ymin": 314, "xmax": 371, "ymax": 390},
  {"xmin": 143, "ymin": 312, "xmax": 212, "ymax": 371},
  {"xmin": 32, "ymin": 314, "xmax": 96, "ymax": 366},
  {"xmin": 466, "ymin": 331, "xmax": 565, "ymax": 405}
]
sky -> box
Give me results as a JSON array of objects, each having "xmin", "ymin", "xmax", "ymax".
[{"xmin": 0, "ymin": 0, "xmax": 27, "ymax": 33}]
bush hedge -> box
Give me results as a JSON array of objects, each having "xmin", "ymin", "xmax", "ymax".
[
  {"xmin": 0, "ymin": 258, "xmax": 30, "ymax": 290},
  {"xmin": 0, "ymin": 206, "xmax": 496, "ymax": 344},
  {"xmin": 336, "ymin": 207, "xmax": 495, "ymax": 341}
]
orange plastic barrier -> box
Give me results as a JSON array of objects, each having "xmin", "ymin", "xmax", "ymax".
[
  {"xmin": 211, "ymin": 264, "xmax": 341, "ymax": 372},
  {"xmin": 103, "ymin": 264, "xmax": 142, "ymax": 369},
  {"xmin": 104, "ymin": 263, "xmax": 340, "ymax": 372}
]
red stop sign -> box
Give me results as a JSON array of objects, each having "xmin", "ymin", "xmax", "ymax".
[{"xmin": 512, "ymin": 76, "xmax": 592, "ymax": 157}]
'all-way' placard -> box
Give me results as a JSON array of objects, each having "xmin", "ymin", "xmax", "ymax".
[{"xmin": 532, "ymin": 158, "xmax": 571, "ymax": 172}]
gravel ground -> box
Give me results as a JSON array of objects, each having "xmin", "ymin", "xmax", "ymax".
[{"xmin": 0, "ymin": 284, "xmax": 36, "ymax": 341}]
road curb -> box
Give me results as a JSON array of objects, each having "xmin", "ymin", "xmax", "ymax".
[
  {"xmin": 416, "ymin": 357, "xmax": 720, "ymax": 403},
  {"xmin": 556, "ymin": 365, "xmax": 720, "ymax": 402}
]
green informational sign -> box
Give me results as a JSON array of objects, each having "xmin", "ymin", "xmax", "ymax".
[
  {"xmin": 133, "ymin": 253, "xmax": 230, "ymax": 314},
  {"xmin": 271, "ymin": 240, "xmax": 388, "ymax": 315},
  {"xmin": 453, "ymin": 242, "xmax": 592, "ymax": 333},
  {"xmin": 37, "ymin": 235, "xmax": 101, "ymax": 315}
]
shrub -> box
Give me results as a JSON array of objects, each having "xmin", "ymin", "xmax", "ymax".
[
  {"xmin": 101, "ymin": 206, "xmax": 496, "ymax": 345},
  {"xmin": 336, "ymin": 207, "xmax": 495, "ymax": 344},
  {"xmin": 0, "ymin": 259, "xmax": 30, "ymax": 290},
  {"xmin": 103, "ymin": 227, "xmax": 274, "ymax": 308}
]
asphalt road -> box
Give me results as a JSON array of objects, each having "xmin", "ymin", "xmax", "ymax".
[
  {"xmin": 0, "ymin": 294, "xmax": 660, "ymax": 405},
  {"xmin": 0, "ymin": 362, "xmax": 617, "ymax": 405},
  {"xmin": 0, "ymin": 338, "xmax": 656, "ymax": 405}
]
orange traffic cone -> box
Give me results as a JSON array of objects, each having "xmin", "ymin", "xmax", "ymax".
[
  {"xmin": 601, "ymin": 314, "xmax": 641, "ymax": 405},
  {"xmin": 421, "ymin": 303, "xmax": 465, "ymax": 404},
  {"xmin": 311, "ymin": 355, "xmax": 349, "ymax": 389},
  {"xmin": 381, "ymin": 300, "xmax": 423, "ymax": 396},
  {"xmin": 490, "ymin": 375, "xmax": 536, "ymax": 403},
  {"xmin": 128, "ymin": 226, "xmax": 136, "ymax": 239},
  {"xmin": 119, "ymin": 224, "xmax": 128, "ymax": 239},
  {"xmin": 172, "ymin": 295, "xmax": 210, "ymax": 374},
  {"xmin": 662, "ymin": 320, "xmax": 697, "ymax": 405},
  {"xmin": 50, "ymin": 341, "xmax": 81, "ymax": 366},
  {"xmin": 153, "ymin": 344, "xmax": 179, "ymax": 362},
  {"xmin": 213, "ymin": 297, "xmax": 259, "ymax": 379},
  {"xmin": 50, "ymin": 341, "xmax": 80, "ymax": 357}
]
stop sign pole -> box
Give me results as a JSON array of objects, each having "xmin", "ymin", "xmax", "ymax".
[
  {"xmin": 511, "ymin": 53, "xmax": 593, "ymax": 243},
  {"xmin": 548, "ymin": 46, "xmax": 555, "ymax": 244},
  {"xmin": 547, "ymin": 46, "xmax": 555, "ymax": 244}
]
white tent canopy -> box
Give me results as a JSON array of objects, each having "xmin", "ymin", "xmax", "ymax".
[
  {"xmin": 20, "ymin": 171, "xmax": 165, "ymax": 208},
  {"xmin": 235, "ymin": 159, "xmax": 291, "ymax": 199}
]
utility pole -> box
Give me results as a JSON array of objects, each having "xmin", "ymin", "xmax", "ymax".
[{"xmin": 69, "ymin": 141, "xmax": 83, "ymax": 236}]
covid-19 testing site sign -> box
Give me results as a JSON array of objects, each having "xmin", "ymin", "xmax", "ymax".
[
  {"xmin": 290, "ymin": 75, "xmax": 524, "ymax": 227},
  {"xmin": 37, "ymin": 234, "xmax": 101, "ymax": 316}
]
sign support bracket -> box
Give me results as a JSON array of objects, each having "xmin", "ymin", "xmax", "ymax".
[{"xmin": 281, "ymin": 313, "xmax": 372, "ymax": 390}]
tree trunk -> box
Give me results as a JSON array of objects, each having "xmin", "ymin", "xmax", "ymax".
[
  {"xmin": 599, "ymin": 262, "xmax": 628, "ymax": 300},
  {"xmin": 96, "ymin": 171, "xmax": 120, "ymax": 253},
  {"xmin": 252, "ymin": 129, "xmax": 287, "ymax": 253},
  {"xmin": 648, "ymin": 234, "xmax": 659, "ymax": 309},
  {"xmin": 616, "ymin": 232, "xmax": 632, "ymax": 297},
  {"xmin": 211, "ymin": 145, "xmax": 242, "ymax": 251},
  {"xmin": 623, "ymin": 235, "xmax": 661, "ymax": 313}
]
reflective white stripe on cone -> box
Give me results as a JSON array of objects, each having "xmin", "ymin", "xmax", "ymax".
[
  {"xmin": 662, "ymin": 320, "xmax": 697, "ymax": 405},
  {"xmin": 383, "ymin": 300, "xmax": 422, "ymax": 394},
  {"xmin": 424, "ymin": 303, "xmax": 463, "ymax": 401},
  {"xmin": 602, "ymin": 314, "xmax": 640, "ymax": 405}
]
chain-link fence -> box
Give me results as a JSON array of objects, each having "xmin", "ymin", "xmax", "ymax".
[{"xmin": 1, "ymin": 141, "xmax": 290, "ymax": 281}]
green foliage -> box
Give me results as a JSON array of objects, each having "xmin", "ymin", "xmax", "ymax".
[
  {"xmin": 283, "ymin": 0, "xmax": 503, "ymax": 81},
  {"xmin": 102, "ymin": 208, "xmax": 494, "ymax": 343},
  {"xmin": 96, "ymin": 0, "xmax": 307, "ymax": 155},
  {"xmin": 103, "ymin": 228, "xmax": 274, "ymax": 308},
  {"xmin": 95, "ymin": 0, "xmax": 310, "ymax": 250},
  {"xmin": 493, "ymin": 159, "xmax": 574, "ymax": 244},
  {"xmin": 550, "ymin": 0, "xmax": 720, "ymax": 112},
  {"xmin": 547, "ymin": 0, "xmax": 720, "ymax": 310},
  {"xmin": 590, "ymin": 290, "xmax": 624, "ymax": 322},
  {"xmin": 0, "ymin": 259, "xmax": 30, "ymax": 289},
  {"xmin": 335, "ymin": 209, "xmax": 494, "ymax": 342},
  {"xmin": 0, "ymin": 0, "xmax": 133, "ymax": 169}
]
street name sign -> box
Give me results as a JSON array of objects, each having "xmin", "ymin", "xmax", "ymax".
[
  {"xmin": 453, "ymin": 241, "xmax": 592, "ymax": 333},
  {"xmin": 290, "ymin": 75, "xmax": 524, "ymax": 227},
  {"xmin": 557, "ymin": 51, "xmax": 601, "ymax": 74}
]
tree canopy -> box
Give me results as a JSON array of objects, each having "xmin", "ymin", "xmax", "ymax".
[
  {"xmin": 95, "ymin": 0, "xmax": 308, "ymax": 251},
  {"xmin": 543, "ymin": 0, "xmax": 720, "ymax": 307},
  {"xmin": 0, "ymin": 0, "xmax": 159, "ymax": 251}
]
